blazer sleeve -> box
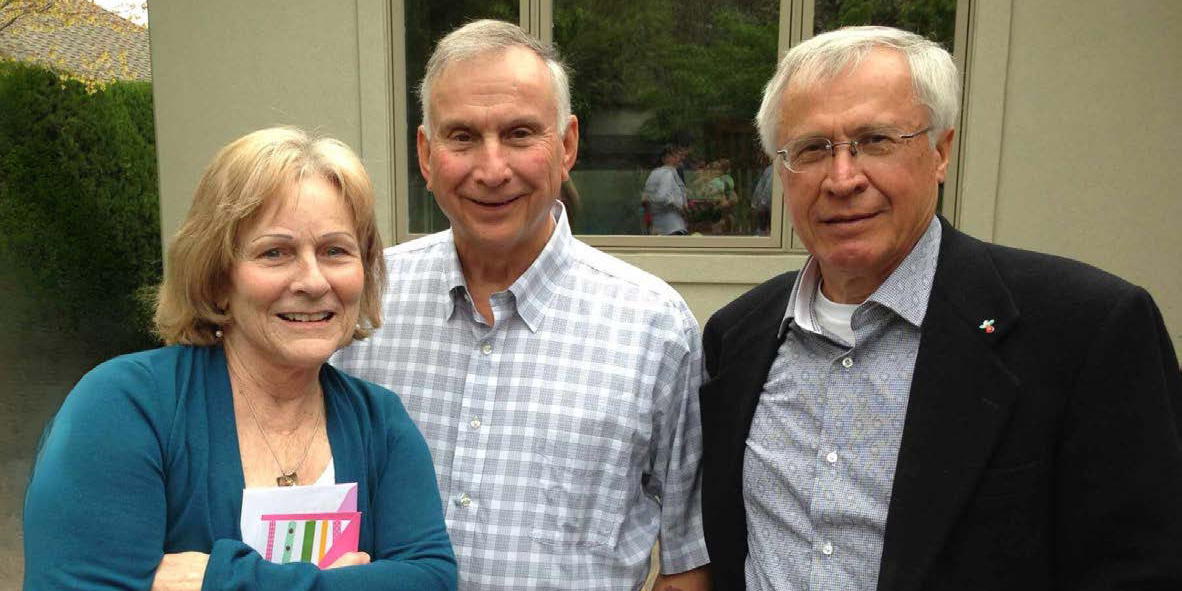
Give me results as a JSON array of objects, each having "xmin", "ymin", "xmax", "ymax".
[{"xmin": 1054, "ymin": 286, "xmax": 1182, "ymax": 588}]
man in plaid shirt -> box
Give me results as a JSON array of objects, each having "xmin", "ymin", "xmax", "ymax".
[{"xmin": 333, "ymin": 19, "xmax": 709, "ymax": 591}]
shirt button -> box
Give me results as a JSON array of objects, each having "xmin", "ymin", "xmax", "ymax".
[
  {"xmin": 469, "ymin": 416, "xmax": 482, "ymax": 430},
  {"xmin": 457, "ymin": 492, "xmax": 471, "ymax": 508},
  {"xmin": 841, "ymin": 356, "xmax": 854, "ymax": 368},
  {"xmin": 821, "ymin": 541, "xmax": 834, "ymax": 556},
  {"xmin": 480, "ymin": 343, "xmax": 492, "ymax": 355},
  {"xmin": 826, "ymin": 451, "xmax": 838, "ymax": 464}
]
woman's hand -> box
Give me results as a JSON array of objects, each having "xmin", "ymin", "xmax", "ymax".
[
  {"xmin": 151, "ymin": 552, "xmax": 209, "ymax": 591},
  {"xmin": 326, "ymin": 551, "xmax": 371, "ymax": 568}
]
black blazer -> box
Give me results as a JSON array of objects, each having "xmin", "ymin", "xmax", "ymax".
[{"xmin": 700, "ymin": 219, "xmax": 1182, "ymax": 591}]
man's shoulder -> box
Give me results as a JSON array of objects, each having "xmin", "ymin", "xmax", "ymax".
[
  {"xmin": 385, "ymin": 230, "xmax": 452, "ymax": 259},
  {"xmin": 378, "ymin": 231, "xmax": 456, "ymax": 284},
  {"xmin": 707, "ymin": 271, "xmax": 796, "ymax": 330},
  {"xmin": 567, "ymin": 238, "xmax": 690, "ymax": 306},
  {"xmin": 970, "ymin": 236, "xmax": 1140, "ymax": 304},
  {"xmin": 937, "ymin": 228, "xmax": 1152, "ymax": 339}
]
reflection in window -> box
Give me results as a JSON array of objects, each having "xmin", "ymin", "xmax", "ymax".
[
  {"xmin": 553, "ymin": 0, "xmax": 779, "ymax": 236},
  {"xmin": 404, "ymin": 0, "xmax": 519, "ymax": 234},
  {"xmin": 814, "ymin": 0, "xmax": 956, "ymax": 50}
]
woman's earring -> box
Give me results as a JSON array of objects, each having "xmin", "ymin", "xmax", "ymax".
[{"xmin": 214, "ymin": 328, "xmax": 224, "ymax": 339}]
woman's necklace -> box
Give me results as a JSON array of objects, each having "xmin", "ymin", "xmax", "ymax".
[{"xmin": 237, "ymin": 388, "xmax": 322, "ymax": 487}]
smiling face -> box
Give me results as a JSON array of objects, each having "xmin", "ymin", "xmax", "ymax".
[
  {"xmin": 777, "ymin": 49, "xmax": 953, "ymax": 302},
  {"xmin": 417, "ymin": 46, "xmax": 578, "ymax": 268},
  {"xmin": 222, "ymin": 175, "xmax": 364, "ymax": 372}
]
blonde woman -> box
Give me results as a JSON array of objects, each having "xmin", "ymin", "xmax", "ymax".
[{"xmin": 23, "ymin": 127, "xmax": 456, "ymax": 591}]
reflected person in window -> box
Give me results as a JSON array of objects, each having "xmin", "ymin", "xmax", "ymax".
[
  {"xmin": 22, "ymin": 127, "xmax": 456, "ymax": 591},
  {"xmin": 332, "ymin": 19, "xmax": 710, "ymax": 591},
  {"xmin": 750, "ymin": 153, "xmax": 773, "ymax": 235},
  {"xmin": 695, "ymin": 158, "xmax": 739, "ymax": 234},
  {"xmin": 699, "ymin": 25, "xmax": 1182, "ymax": 591},
  {"xmin": 643, "ymin": 144, "xmax": 690, "ymax": 235}
]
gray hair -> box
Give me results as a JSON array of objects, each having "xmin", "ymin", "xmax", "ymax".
[
  {"xmin": 755, "ymin": 25, "xmax": 960, "ymax": 155},
  {"xmin": 419, "ymin": 19, "xmax": 572, "ymax": 139}
]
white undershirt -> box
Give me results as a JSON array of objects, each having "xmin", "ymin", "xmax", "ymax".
[
  {"xmin": 813, "ymin": 283, "xmax": 859, "ymax": 346},
  {"xmin": 313, "ymin": 457, "xmax": 336, "ymax": 485}
]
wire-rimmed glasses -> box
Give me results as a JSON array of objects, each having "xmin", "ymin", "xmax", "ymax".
[{"xmin": 776, "ymin": 127, "xmax": 931, "ymax": 173}]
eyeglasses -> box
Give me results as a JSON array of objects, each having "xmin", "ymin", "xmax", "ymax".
[{"xmin": 776, "ymin": 127, "xmax": 932, "ymax": 173}]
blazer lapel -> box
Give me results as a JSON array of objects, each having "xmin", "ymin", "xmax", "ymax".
[
  {"xmin": 877, "ymin": 223, "xmax": 1022, "ymax": 591},
  {"xmin": 713, "ymin": 274, "xmax": 794, "ymax": 451}
]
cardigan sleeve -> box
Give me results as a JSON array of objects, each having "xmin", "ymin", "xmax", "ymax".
[
  {"xmin": 202, "ymin": 383, "xmax": 457, "ymax": 591},
  {"xmin": 22, "ymin": 355, "xmax": 172, "ymax": 590},
  {"xmin": 24, "ymin": 349, "xmax": 455, "ymax": 591}
]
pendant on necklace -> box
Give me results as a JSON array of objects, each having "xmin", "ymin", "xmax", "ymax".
[{"xmin": 277, "ymin": 472, "xmax": 298, "ymax": 487}]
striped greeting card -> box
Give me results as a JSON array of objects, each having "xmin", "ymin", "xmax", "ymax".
[
  {"xmin": 259, "ymin": 511, "xmax": 361, "ymax": 568},
  {"xmin": 241, "ymin": 482, "xmax": 360, "ymax": 568}
]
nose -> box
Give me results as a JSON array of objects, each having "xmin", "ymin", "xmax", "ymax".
[
  {"xmin": 291, "ymin": 253, "xmax": 330, "ymax": 296},
  {"xmin": 471, "ymin": 138, "xmax": 511, "ymax": 187},
  {"xmin": 820, "ymin": 146, "xmax": 868, "ymax": 198}
]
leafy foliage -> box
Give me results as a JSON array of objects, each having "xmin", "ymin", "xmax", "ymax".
[
  {"xmin": 814, "ymin": 0, "xmax": 957, "ymax": 49},
  {"xmin": 555, "ymin": 0, "xmax": 777, "ymax": 156},
  {"xmin": 0, "ymin": 60, "xmax": 160, "ymax": 355}
]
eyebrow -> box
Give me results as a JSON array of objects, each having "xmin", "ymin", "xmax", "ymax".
[
  {"xmin": 503, "ymin": 117, "xmax": 544, "ymax": 130},
  {"xmin": 248, "ymin": 231, "xmax": 357, "ymax": 244},
  {"xmin": 320, "ymin": 231, "xmax": 359, "ymax": 242},
  {"xmin": 248, "ymin": 233, "xmax": 293, "ymax": 244},
  {"xmin": 849, "ymin": 122, "xmax": 902, "ymax": 135},
  {"xmin": 435, "ymin": 119, "xmax": 470, "ymax": 134},
  {"xmin": 789, "ymin": 123, "xmax": 903, "ymax": 142},
  {"xmin": 436, "ymin": 116, "xmax": 546, "ymax": 134}
]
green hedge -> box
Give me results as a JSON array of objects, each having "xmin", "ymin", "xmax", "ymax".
[{"xmin": 0, "ymin": 60, "xmax": 161, "ymax": 355}]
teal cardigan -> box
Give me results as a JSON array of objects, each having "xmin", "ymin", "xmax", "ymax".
[{"xmin": 23, "ymin": 345, "xmax": 456, "ymax": 590}]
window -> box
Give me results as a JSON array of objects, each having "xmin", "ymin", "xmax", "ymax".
[
  {"xmin": 551, "ymin": 0, "xmax": 780, "ymax": 241},
  {"xmin": 403, "ymin": 0, "xmax": 520, "ymax": 235},
  {"xmin": 394, "ymin": 0, "xmax": 965, "ymax": 250}
]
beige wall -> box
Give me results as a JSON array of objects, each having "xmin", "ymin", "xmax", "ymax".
[
  {"xmin": 149, "ymin": 0, "xmax": 1182, "ymax": 354},
  {"xmin": 989, "ymin": 0, "xmax": 1182, "ymax": 352},
  {"xmin": 150, "ymin": 0, "xmax": 364, "ymax": 242}
]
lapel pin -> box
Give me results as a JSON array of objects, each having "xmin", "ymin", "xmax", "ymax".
[{"xmin": 978, "ymin": 319, "xmax": 996, "ymax": 334}]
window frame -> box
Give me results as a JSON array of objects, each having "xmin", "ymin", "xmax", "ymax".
[{"xmin": 362, "ymin": 0, "xmax": 995, "ymax": 272}]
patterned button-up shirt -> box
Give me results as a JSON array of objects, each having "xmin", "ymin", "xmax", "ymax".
[
  {"xmin": 333, "ymin": 205, "xmax": 709, "ymax": 590},
  {"xmin": 743, "ymin": 218, "xmax": 941, "ymax": 591}
]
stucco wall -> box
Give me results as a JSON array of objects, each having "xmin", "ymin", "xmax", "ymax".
[
  {"xmin": 989, "ymin": 0, "xmax": 1182, "ymax": 350},
  {"xmin": 150, "ymin": 0, "xmax": 364, "ymax": 244}
]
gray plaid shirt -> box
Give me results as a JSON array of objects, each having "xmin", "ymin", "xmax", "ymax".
[
  {"xmin": 333, "ymin": 205, "xmax": 708, "ymax": 590},
  {"xmin": 743, "ymin": 218, "xmax": 941, "ymax": 591}
]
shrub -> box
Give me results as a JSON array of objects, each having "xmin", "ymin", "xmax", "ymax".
[{"xmin": 0, "ymin": 60, "xmax": 161, "ymax": 355}]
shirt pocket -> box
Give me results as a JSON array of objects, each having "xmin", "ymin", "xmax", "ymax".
[{"xmin": 529, "ymin": 390, "xmax": 640, "ymax": 549}]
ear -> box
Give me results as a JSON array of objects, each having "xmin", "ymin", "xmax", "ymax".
[
  {"xmin": 415, "ymin": 126, "xmax": 433, "ymax": 190},
  {"xmin": 933, "ymin": 127, "xmax": 955, "ymax": 184},
  {"xmin": 559, "ymin": 115, "xmax": 579, "ymax": 181}
]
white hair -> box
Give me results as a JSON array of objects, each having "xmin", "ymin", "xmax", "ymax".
[
  {"xmin": 755, "ymin": 25, "xmax": 961, "ymax": 155},
  {"xmin": 418, "ymin": 19, "xmax": 572, "ymax": 139}
]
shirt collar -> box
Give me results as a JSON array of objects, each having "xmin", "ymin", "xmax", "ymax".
[
  {"xmin": 507, "ymin": 201, "xmax": 573, "ymax": 332},
  {"xmin": 443, "ymin": 201, "xmax": 573, "ymax": 333},
  {"xmin": 780, "ymin": 216, "xmax": 942, "ymax": 338}
]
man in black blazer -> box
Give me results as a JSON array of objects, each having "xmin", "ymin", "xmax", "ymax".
[{"xmin": 700, "ymin": 25, "xmax": 1182, "ymax": 591}]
